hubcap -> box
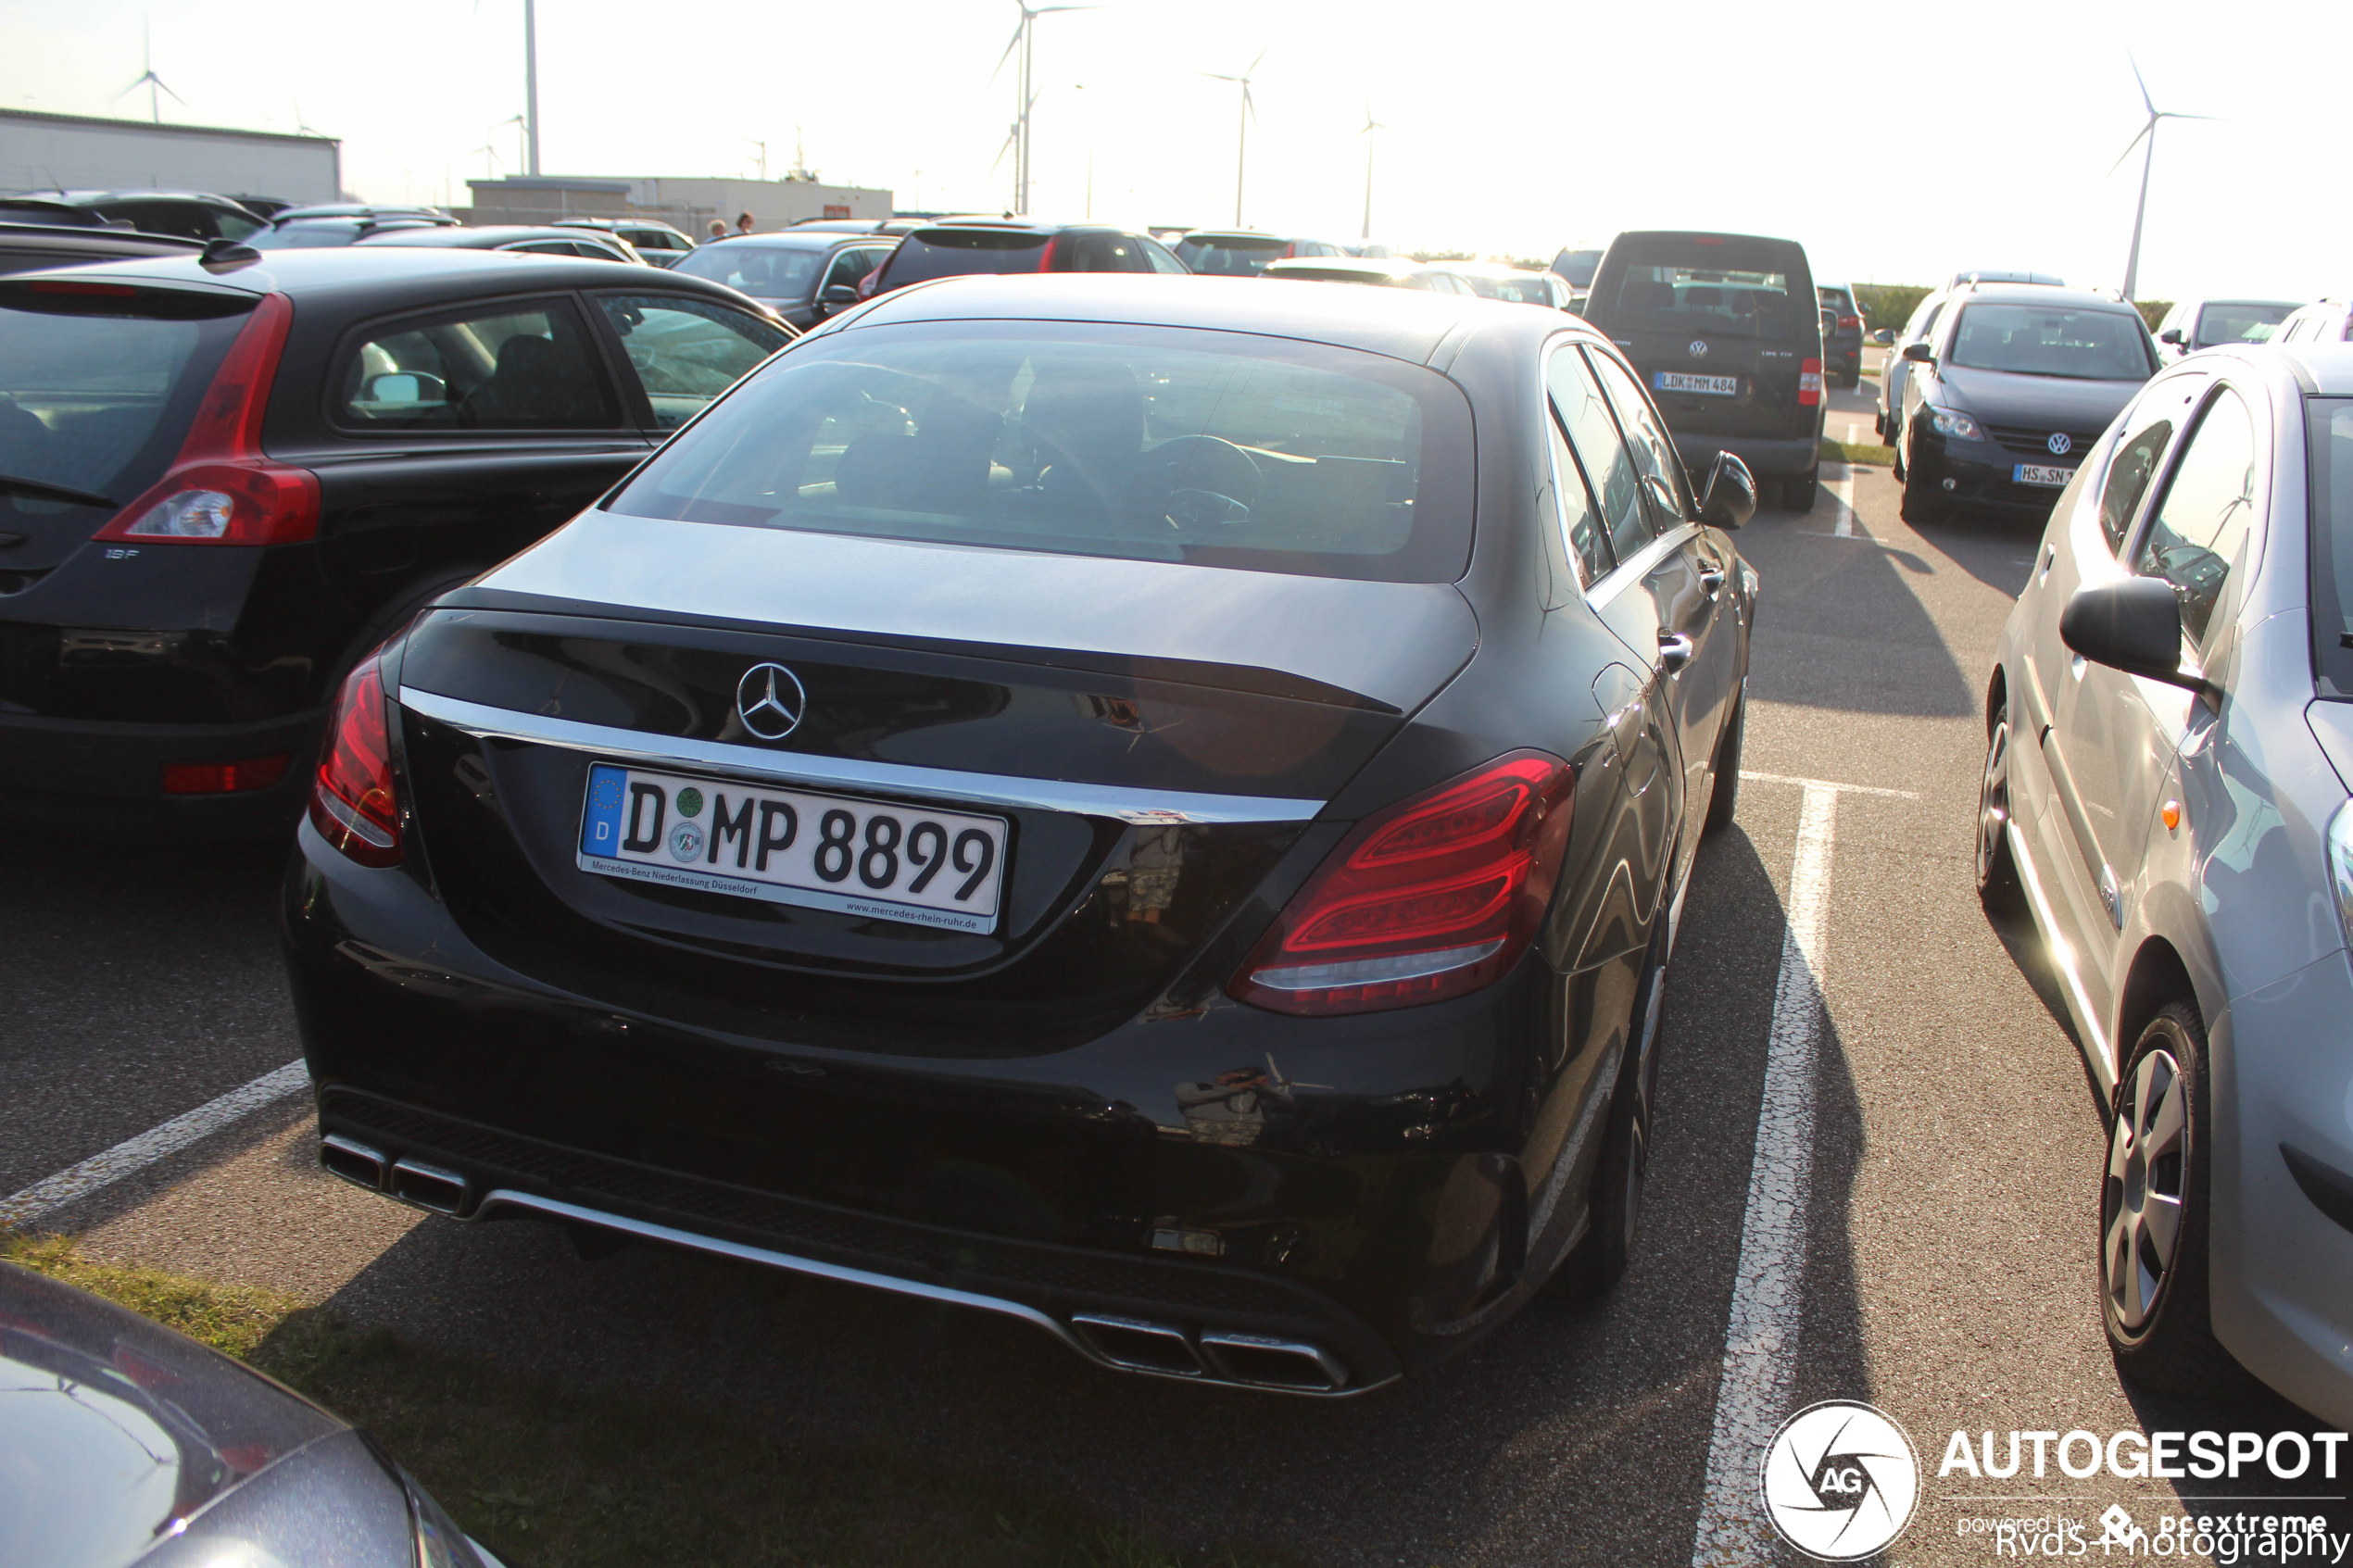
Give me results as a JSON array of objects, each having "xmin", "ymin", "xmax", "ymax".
[
  {"xmin": 2105, "ymin": 1050, "xmax": 2188, "ymax": 1331},
  {"xmin": 1977, "ymin": 719, "xmax": 2011, "ymax": 885}
]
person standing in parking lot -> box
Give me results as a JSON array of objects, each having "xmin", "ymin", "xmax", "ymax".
[{"xmin": 736, "ymin": 212, "xmax": 755, "ymax": 235}]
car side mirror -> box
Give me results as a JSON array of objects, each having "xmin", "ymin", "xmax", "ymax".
[
  {"xmin": 1871, "ymin": 328, "xmax": 1894, "ymax": 345},
  {"xmin": 2158, "ymin": 327, "xmax": 2184, "ymax": 345},
  {"xmin": 2058, "ymin": 578, "xmax": 2211, "ymax": 696},
  {"xmin": 1901, "ymin": 341, "xmax": 1935, "ymax": 363},
  {"xmin": 820, "ymin": 283, "xmax": 859, "ymax": 306},
  {"xmin": 1697, "ymin": 451, "xmax": 1757, "ymax": 531}
]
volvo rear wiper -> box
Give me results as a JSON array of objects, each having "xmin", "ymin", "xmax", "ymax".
[{"xmin": 0, "ymin": 472, "xmax": 117, "ymax": 508}]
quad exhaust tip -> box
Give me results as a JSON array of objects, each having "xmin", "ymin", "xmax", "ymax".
[
  {"xmin": 317, "ymin": 1137, "xmax": 471, "ymax": 1216},
  {"xmin": 1069, "ymin": 1313, "xmax": 1348, "ymax": 1393}
]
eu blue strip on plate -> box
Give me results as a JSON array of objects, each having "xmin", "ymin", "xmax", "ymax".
[{"xmin": 582, "ymin": 763, "xmax": 627, "ymax": 859}]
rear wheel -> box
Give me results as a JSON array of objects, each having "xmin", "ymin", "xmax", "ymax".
[
  {"xmin": 1566, "ymin": 921, "xmax": 1670, "ymax": 1293},
  {"xmin": 1781, "ymin": 465, "xmax": 1819, "ymax": 512},
  {"xmin": 2101, "ymin": 1004, "xmax": 2255, "ymax": 1397}
]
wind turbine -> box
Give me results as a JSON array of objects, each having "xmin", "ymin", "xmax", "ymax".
[
  {"xmin": 115, "ymin": 19, "xmax": 182, "ymax": 125},
  {"xmin": 1357, "ymin": 101, "xmax": 1389, "ymax": 242},
  {"xmin": 492, "ymin": 115, "xmax": 527, "ymax": 179},
  {"xmin": 2109, "ymin": 56, "xmax": 2217, "ymax": 301},
  {"xmin": 1202, "ymin": 50, "xmax": 1265, "ymax": 228},
  {"xmin": 991, "ymin": 2, "xmax": 1099, "ymax": 216}
]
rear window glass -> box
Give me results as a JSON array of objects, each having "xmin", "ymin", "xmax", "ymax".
[
  {"xmin": 606, "ymin": 320, "xmax": 1475, "ymax": 583},
  {"xmin": 1948, "ymin": 304, "xmax": 2154, "ymax": 380},
  {"xmin": 0, "ymin": 293, "xmax": 248, "ymax": 521},
  {"xmin": 1552, "ymin": 249, "xmax": 1602, "ymax": 289},
  {"xmin": 1176, "ymin": 237, "xmax": 1287, "ymax": 276},
  {"xmin": 2196, "ymin": 302, "xmax": 2294, "ymax": 348},
  {"xmin": 672, "ymin": 243, "xmax": 826, "ymax": 299},
  {"xmin": 882, "ymin": 231, "xmax": 1051, "ymax": 287},
  {"xmin": 250, "ymin": 220, "xmax": 368, "ymax": 249},
  {"xmin": 1596, "ymin": 240, "xmax": 1810, "ymax": 339}
]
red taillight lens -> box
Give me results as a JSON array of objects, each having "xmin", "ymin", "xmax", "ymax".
[
  {"xmin": 1838, "ymin": 314, "xmax": 1860, "ymax": 330},
  {"xmin": 162, "ymin": 752, "xmax": 291, "ymax": 795},
  {"xmin": 91, "ymin": 292, "xmax": 318, "ymax": 547},
  {"xmin": 1230, "ymin": 753, "xmax": 1574, "ymax": 1016},
  {"xmin": 1798, "ymin": 357, "xmax": 1823, "ymax": 407},
  {"xmin": 1036, "ymin": 236, "xmax": 1059, "ymax": 271},
  {"xmin": 308, "ymin": 657, "xmax": 402, "ymax": 866}
]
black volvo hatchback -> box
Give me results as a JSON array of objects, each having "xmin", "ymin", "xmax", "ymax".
[
  {"xmin": 284, "ymin": 275, "xmax": 1760, "ymax": 1393},
  {"xmin": 0, "ymin": 248, "xmax": 788, "ymax": 837}
]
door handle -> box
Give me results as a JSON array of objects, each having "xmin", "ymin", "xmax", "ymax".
[
  {"xmin": 1699, "ymin": 565, "xmax": 1726, "ymax": 595},
  {"xmin": 1657, "ymin": 632, "xmax": 1694, "ymax": 673}
]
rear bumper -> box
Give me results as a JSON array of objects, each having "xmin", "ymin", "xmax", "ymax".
[
  {"xmin": 283, "ymin": 816, "xmax": 1591, "ymax": 1390},
  {"xmin": 1671, "ymin": 433, "xmax": 1819, "ymax": 480},
  {"xmin": 0, "ymin": 707, "xmax": 321, "ymax": 840}
]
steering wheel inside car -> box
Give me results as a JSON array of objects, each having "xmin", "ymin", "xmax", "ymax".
[{"xmin": 1137, "ymin": 435, "xmax": 1262, "ymax": 533}]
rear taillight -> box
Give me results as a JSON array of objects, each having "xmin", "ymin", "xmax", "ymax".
[
  {"xmin": 1230, "ymin": 753, "xmax": 1574, "ymax": 1017},
  {"xmin": 92, "ymin": 292, "xmax": 318, "ymax": 546},
  {"xmin": 1037, "ymin": 236, "xmax": 1060, "ymax": 271},
  {"xmin": 162, "ymin": 753, "xmax": 291, "ymax": 795},
  {"xmin": 1798, "ymin": 358, "xmax": 1823, "ymax": 406},
  {"xmin": 308, "ymin": 656, "xmax": 402, "ymax": 867},
  {"xmin": 1838, "ymin": 314, "xmax": 1860, "ymax": 330}
]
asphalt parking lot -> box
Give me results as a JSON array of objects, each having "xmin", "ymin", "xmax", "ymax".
[{"xmin": 6, "ymin": 361, "xmax": 2347, "ymax": 1566}]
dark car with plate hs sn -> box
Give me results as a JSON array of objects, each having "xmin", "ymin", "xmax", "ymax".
[{"xmin": 282, "ymin": 272, "xmax": 1761, "ymax": 1395}]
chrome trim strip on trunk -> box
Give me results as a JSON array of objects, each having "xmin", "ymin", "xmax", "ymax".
[
  {"xmin": 398, "ymin": 686, "xmax": 1326, "ymax": 824},
  {"xmin": 473, "ymin": 1189, "xmax": 1394, "ymax": 1398}
]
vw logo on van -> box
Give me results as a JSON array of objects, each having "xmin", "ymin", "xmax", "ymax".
[
  {"xmin": 1688, "ymin": 339, "xmax": 1709, "ymax": 358},
  {"xmin": 2046, "ymin": 432, "xmax": 2072, "ymax": 457},
  {"xmin": 736, "ymin": 663, "xmax": 808, "ymax": 741}
]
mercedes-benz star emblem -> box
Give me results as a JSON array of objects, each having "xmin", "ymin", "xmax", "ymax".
[
  {"xmin": 1688, "ymin": 339, "xmax": 1709, "ymax": 358},
  {"xmin": 2046, "ymin": 432, "xmax": 2072, "ymax": 457},
  {"xmin": 736, "ymin": 662, "xmax": 807, "ymax": 741}
]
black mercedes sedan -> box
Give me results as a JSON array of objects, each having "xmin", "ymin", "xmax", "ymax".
[
  {"xmin": 1894, "ymin": 281, "xmax": 2158, "ymax": 522},
  {"xmin": 284, "ymin": 274, "xmax": 1759, "ymax": 1394},
  {"xmin": 0, "ymin": 248, "xmax": 789, "ymax": 839}
]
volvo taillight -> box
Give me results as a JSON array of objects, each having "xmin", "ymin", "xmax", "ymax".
[
  {"xmin": 1798, "ymin": 358, "xmax": 1823, "ymax": 407},
  {"xmin": 93, "ymin": 292, "xmax": 319, "ymax": 546},
  {"xmin": 1230, "ymin": 753, "xmax": 1575, "ymax": 1016},
  {"xmin": 308, "ymin": 656, "xmax": 402, "ymax": 867}
]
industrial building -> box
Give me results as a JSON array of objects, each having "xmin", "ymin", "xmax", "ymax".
[
  {"xmin": 0, "ymin": 107, "xmax": 342, "ymax": 207},
  {"xmin": 460, "ymin": 174, "xmax": 893, "ymax": 234}
]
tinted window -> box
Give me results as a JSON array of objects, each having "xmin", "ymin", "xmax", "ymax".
[
  {"xmin": 2194, "ymin": 303, "xmax": 2293, "ymax": 348},
  {"xmin": 881, "ymin": 231, "xmax": 1051, "ymax": 286},
  {"xmin": 1549, "ymin": 413, "xmax": 1613, "ymax": 586},
  {"xmin": 672, "ymin": 243, "xmax": 826, "ymax": 300},
  {"xmin": 1065, "ymin": 233, "xmax": 1142, "ymax": 272},
  {"xmin": 1139, "ymin": 237, "xmax": 1189, "ymax": 275},
  {"xmin": 1175, "ymin": 237, "xmax": 1286, "ymax": 276},
  {"xmin": 821, "ymin": 246, "xmax": 874, "ymax": 293},
  {"xmin": 1948, "ymin": 304, "xmax": 2154, "ymax": 380},
  {"xmin": 1552, "ymin": 248, "xmax": 1602, "ymax": 288},
  {"xmin": 598, "ymin": 295, "xmax": 788, "ymax": 432},
  {"xmin": 250, "ymin": 220, "xmax": 367, "ymax": 249},
  {"xmin": 1586, "ymin": 348, "xmax": 1692, "ymax": 527},
  {"xmin": 1598, "ymin": 238, "xmax": 1808, "ymax": 340},
  {"xmin": 1904, "ymin": 296, "xmax": 1944, "ymax": 341},
  {"xmin": 335, "ymin": 299, "xmax": 621, "ymax": 430},
  {"xmin": 2135, "ymin": 388, "xmax": 2256, "ymax": 648},
  {"xmin": 2099, "ymin": 415, "xmax": 2174, "ymax": 550},
  {"xmin": 0, "ymin": 292, "xmax": 247, "ymax": 521},
  {"xmin": 607, "ymin": 321, "xmax": 1475, "ymax": 583},
  {"xmin": 2308, "ymin": 399, "xmax": 2353, "ymax": 696},
  {"xmin": 1548, "ymin": 347, "xmax": 1652, "ymax": 567}
]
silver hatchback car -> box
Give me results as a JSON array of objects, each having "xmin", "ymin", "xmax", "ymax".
[{"xmin": 1979, "ymin": 342, "xmax": 2353, "ymax": 1422}]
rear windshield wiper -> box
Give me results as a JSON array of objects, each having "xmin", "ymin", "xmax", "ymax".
[{"xmin": 0, "ymin": 472, "xmax": 117, "ymax": 509}]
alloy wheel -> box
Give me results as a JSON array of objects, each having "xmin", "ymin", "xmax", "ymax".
[
  {"xmin": 1975, "ymin": 718, "xmax": 2012, "ymax": 888},
  {"xmin": 2105, "ymin": 1049, "xmax": 2188, "ymax": 1332}
]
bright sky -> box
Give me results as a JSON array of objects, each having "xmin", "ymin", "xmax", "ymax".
[{"xmin": 2, "ymin": 0, "xmax": 2341, "ymax": 302}]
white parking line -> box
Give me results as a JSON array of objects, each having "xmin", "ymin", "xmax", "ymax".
[
  {"xmin": 0, "ymin": 1060, "xmax": 308, "ymax": 1232},
  {"xmin": 1824, "ymin": 467, "xmax": 1862, "ymax": 539},
  {"xmin": 1689, "ymin": 777, "xmax": 1843, "ymax": 1565}
]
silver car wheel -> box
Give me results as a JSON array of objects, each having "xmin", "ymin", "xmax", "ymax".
[
  {"xmin": 2106, "ymin": 1049, "xmax": 2188, "ymax": 1331},
  {"xmin": 1976, "ymin": 718, "xmax": 2012, "ymax": 884}
]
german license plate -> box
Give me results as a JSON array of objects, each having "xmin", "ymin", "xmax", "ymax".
[
  {"xmin": 577, "ymin": 763, "xmax": 1006, "ymax": 934},
  {"xmin": 1655, "ymin": 371, "xmax": 1739, "ymax": 396},
  {"xmin": 2013, "ymin": 463, "xmax": 2073, "ymax": 487}
]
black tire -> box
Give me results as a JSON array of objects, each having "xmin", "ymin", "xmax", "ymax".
[
  {"xmin": 1565, "ymin": 922, "xmax": 1670, "ymax": 1293},
  {"xmin": 1781, "ymin": 465, "xmax": 1818, "ymax": 513},
  {"xmin": 1898, "ymin": 458, "xmax": 1942, "ymax": 524},
  {"xmin": 1891, "ymin": 428, "xmax": 1906, "ymax": 481},
  {"xmin": 1974, "ymin": 691, "xmax": 2024, "ymax": 917},
  {"xmin": 1703, "ymin": 684, "xmax": 1744, "ymax": 835},
  {"xmin": 2101, "ymin": 1003, "xmax": 2257, "ymax": 1398}
]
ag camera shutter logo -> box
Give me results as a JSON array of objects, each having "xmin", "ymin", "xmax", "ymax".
[{"xmin": 1761, "ymin": 1400, "xmax": 1921, "ymax": 1561}]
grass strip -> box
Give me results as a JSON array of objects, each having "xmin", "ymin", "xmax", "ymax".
[
  {"xmin": 1821, "ymin": 437, "xmax": 1896, "ymax": 468},
  {"xmin": 6, "ymin": 1235, "xmax": 1287, "ymax": 1568}
]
